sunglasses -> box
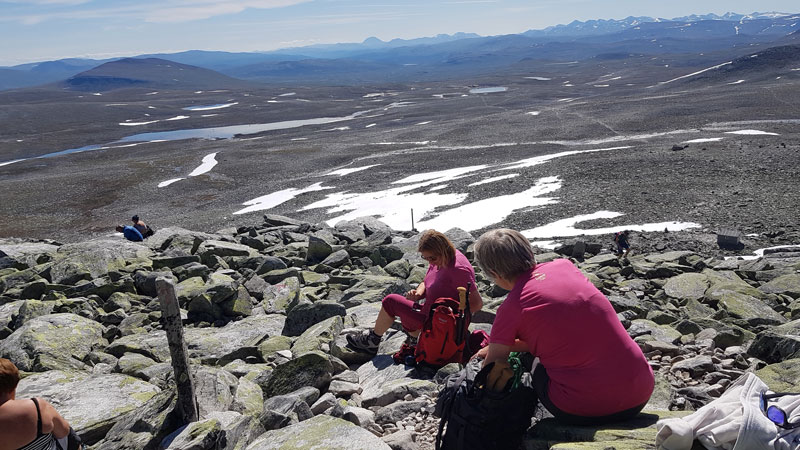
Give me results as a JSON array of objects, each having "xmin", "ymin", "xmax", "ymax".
[
  {"xmin": 421, "ymin": 254, "xmax": 437, "ymax": 262},
  {"xmin": 760, "ymin": 390, "xmax": 800, "ymax": 429}
]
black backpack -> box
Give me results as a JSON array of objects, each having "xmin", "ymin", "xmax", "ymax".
[{"xmin": 434, "ymin": 358, "xmax": 538, "ymax": 450}]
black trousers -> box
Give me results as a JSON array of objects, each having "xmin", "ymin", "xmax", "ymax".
[{"xmin": 531, "ymin": 361, "xmax": 647, "ymax": 426}]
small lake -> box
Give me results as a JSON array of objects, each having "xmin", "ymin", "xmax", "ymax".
[
  {"xmin": 1, "ymin": 113, "xmax": 363, "ymax": 167},
  {"xmin": 469, "ymin": 87, "xmax": 508, "ymax": 94}
]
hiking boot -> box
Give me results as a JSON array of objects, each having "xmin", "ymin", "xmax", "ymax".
[{"xmin": 347, "ymin": 329, "xmax": 381, "ymax": 354}]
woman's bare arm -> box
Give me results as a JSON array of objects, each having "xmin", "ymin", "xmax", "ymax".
[{"xmin": 40, "ymin": 399, "xmax": 71, "ymax": 439}]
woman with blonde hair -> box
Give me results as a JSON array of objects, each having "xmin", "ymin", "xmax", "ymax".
[
  {"xmin": 0, "ymin": 358, "xmax": 77, "ymax": 450},
  {"xmin": 473, "ymin": 228, "xmax": 653, "ymax": 425},
  {"xmin": 347, "ymin": 229, "xmax": 482, "ymax": 353}
]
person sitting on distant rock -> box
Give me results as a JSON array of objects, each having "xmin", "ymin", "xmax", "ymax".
[
  {"xmin": 614, "ymin": 230, "xmax": 631, "ymax": 258},
  {"xmin": 346, "ymin": 229, "xmax": 483, "ymax": 354},
  {"xmin": 131, "ymin": 215, "xmax": 153, "ymax": 238},
  {"xmin": 0, "ymin": 358, "xmax": 76, "ymax": 450},
  {"xmin": 473, "ymin": 228, "xmax": 653, "ymax": 426},
  {"xmin": 115, "ymin": 224, "xmax": 143, "ymax": 242}
]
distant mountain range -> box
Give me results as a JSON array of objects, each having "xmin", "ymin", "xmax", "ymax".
[{"xmin": 1, "ymin": 12, "xmax": 798, "ymax": 91}]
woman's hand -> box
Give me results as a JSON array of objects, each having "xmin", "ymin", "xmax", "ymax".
[
  {"xmin": 405, "ymin": 289, "xmax": 422, "ymax": 302},
  {"xmin": 471, "ymin": 346, "xmax": 489, "ymax": 360}
]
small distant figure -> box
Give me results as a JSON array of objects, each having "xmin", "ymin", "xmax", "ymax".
[
  {"xmin": 116, "ymin": 225, "xmax": 143, "ymax": 242},
  {"xmin": 614, "ymin": 230, "xmax": 631, "ymax": 258},
  {"xmin": 0, "ymin": 358, "xmax": 81, "ymax": 450},
  {"xmin": 131, "ymin": 215, "xmax": 154, "ymax": 238}
]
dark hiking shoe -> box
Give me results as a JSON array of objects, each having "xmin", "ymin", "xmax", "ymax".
[{"xmin": 347, "ymin": 329, "xmax": 381, "ymax": 354}]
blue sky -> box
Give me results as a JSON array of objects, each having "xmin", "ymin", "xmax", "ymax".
[{"xmin": 1, "ymin": 0, "xmax": 798, "ymax": 66}]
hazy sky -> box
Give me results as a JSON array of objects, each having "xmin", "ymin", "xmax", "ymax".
[{"xmin": 1, "ymin": 0, "xmax": 798, "ymax": 66}]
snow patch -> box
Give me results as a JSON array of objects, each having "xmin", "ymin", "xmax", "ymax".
[
  {"xmin": 182, "ymin": 102, "xmax": 238, "ymax": 111},
  {"xmin": 725, "ymin": 130, "xmax": 779, "ymax": 135},
  {"xmin": 326, "ymin": 164, "xmax": 380, "ymax": 177},
  {"xmin": 521, "ymin": 211, "xmax": 701, "ymax": 239},
  {"xmin": 235, "ymin": 182, "xmax": 331, "ymax": 215}
]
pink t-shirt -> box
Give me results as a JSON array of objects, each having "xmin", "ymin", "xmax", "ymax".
[
  {"xmin": 490, "ymin": 259, "xmax": 654, "ymax": 416},
  {"xmin": 422, "ymin": 250, "xmax": 477, "ymax": 316}
]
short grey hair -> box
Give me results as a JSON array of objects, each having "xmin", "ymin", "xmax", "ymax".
[{"xmin": 474, "ymin": 228, "xmax": 536, "ymax": 280}]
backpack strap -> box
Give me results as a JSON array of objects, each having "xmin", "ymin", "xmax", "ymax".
[{"xmin": 435, "ymin": 368, "xmax": 471, "ymax": 450}]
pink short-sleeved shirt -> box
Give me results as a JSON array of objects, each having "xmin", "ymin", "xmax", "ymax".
[
  {"xmin": 421, "ymin": 250, "xmax": 477, "ymax": 316},
  {"xmin": 490, "ymin": 259, "xmax": 654, "ymax": 416}
]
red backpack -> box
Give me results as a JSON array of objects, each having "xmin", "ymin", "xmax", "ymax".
[{"xmin": 414, "ymin": 297, "xmax": 468, "ymax": 366}]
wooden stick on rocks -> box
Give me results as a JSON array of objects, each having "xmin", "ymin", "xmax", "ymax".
[{"xmin": 156, "ymin": 276, "xmax": 199, "ymax": 423}]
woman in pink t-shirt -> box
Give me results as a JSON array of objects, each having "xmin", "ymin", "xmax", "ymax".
[
  {"xmin": 474, "ymin": 228, "xmax": 654, "ymax": 425},
  {"xmin": 347, "ymin": 230, "xmax": 482, "ymax": 354}
]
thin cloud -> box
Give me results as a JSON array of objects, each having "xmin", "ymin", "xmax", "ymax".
[{"xmin": 3, "ymin": 0, "xmax": 313, "ymax": 25}]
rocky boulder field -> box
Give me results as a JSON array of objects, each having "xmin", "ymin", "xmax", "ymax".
[{"xmin": 1, "ymin": 214, "xmax": 800, "ymax": 450}]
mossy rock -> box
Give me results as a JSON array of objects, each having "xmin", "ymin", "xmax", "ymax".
[
  {"xmin": 755, "ymin": 358, "xmax": 800, "ymax": 391},
  {"xmin": 713, "ymin": 290, "xmax": 786, "ymax": 326},
  {"xmin": 17, "ymin": 370, "xmax": 159, "ymax": 445},
  {"xmin": 262, "ymin": 351, "xmax": 333, "ymax": 398},
  {"xmin": 525, "ymin": 410, "xmax": 692, "ymax": 450},
  {"xmin": 759, "ymin": 273, "xmax": 800, "ymax": 299},
  {"xmin": 245, "ymin": 415, "xmax": 391, "ymax": 449},
  {"xmin": 291, "ymin": 314, "xmax": 344, "ymax": 355},
  {"xmin": 0, "ymin": 313, "xmax": 106, "ymax": 371},
  {"xmin": 663, "ymin": 273, "xmax": 709, "ymax": 301}
]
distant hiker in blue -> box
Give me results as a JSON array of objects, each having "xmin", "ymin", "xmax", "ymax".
[
  {"xmin": 614, "ymin": 230, "xmax": 631, "ymax": 258},
  {"xmin": 116, "ymin": 225, "xmax": 143, "ymax": 242}
]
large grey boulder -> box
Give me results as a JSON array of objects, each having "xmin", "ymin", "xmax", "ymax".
[
  {"xmin": 259, "ymin": 392, "xmax": 313, "ymax": 430},
  {"xmin": 663, "ymin": 273, "xmax": 709, "ymax": 301},
  {"xmin": 306, "ymin": 235, "xmax": 333, "ymax": 264},
  {"xmin": 357, "ymin": 355, "xmax": 436, "ymax": 407},
  {"xmin": 0, "ymin": 313, "xmax": 106, "ymax": 371},
  {"xmin": 340, "ymin": 275, "xmax": 409, "ymax": 307},
  {"xmin": 196, "ymin": 240, "xmax": 256, "ymax": 265},
  {"xmin": 627, "ymin": 319, "xmax": 682, "ymax": 344},
  {"xmin": 711, "ymin": 290, "xmax": 787, "ymax": 326},
  {"xmin": 291, "ymin": 315, "xmax": 345, "ymax": 355},
  {"xmin": 0, "ymin": 241, "xmax": 59, "ymax": 268},
  {"xmin": 245, "ymin": 415, "xmax": 392, "ymax": 450},
  {"xmin": 260, "ymin": 351, "xmax": 333, "ymax": 398},
  {"xmin": 160, "ymin": 411, "xmax": 262, "ymax": 450},
  {"xmin": 748, "ymin": 331, "xmax": 800, "ymax": 364},
  {"xmin": 0, "ymin": 300, "xmax": 24, "ymax": 330},
  {"xmin": 194, "ymin": 367, "xmax": 239, "ymax": 417},
  {"xmin": 759, "ymin": 274, "xmax": 800, "ymax": 298},
  {"xmin": 283, "ymin": 301, "xmax": 346, "ymax": 337},
  {"xmin": 17, "ymin": 370, "xmax": 159, "ymax": 444},
  {"xmin": 94, "ymin": 388, "xmax": 179, "ymax": 450},
  {"xmin": 49, "ymin": 239, "xmax": 153, "ymax": 285},
  {"xmin": 107, "ymin": 314, "xmax": 285, "ymax": 363}
]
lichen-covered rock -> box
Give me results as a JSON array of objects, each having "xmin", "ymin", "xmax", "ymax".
[
  {"xmin": 107, "ymin": 314, "xmax": 285, "ymax": 363},
  {"xmin": 0, "ymin": 313, "xmax": 106, "ymax": 371},
  {"xmin": 357, "ymin": 355, "xmax": 434, "ymax": 407},
  {"xmin": 759, "ymin": 273, "xmax": 800, "ymax": 298},
  {"xmin": 194, "ymin": 367, "xmax": 239, "ymax": 417},
  {"xmin": 284, "ymin": 302, "xmax": 346, "ymax": 337},
  {"xmin": 196, "ymin": 240, "xmax": 256, "ymax": 265},
  {"xmin": 261, "ymin": 277, "xmax": 300, "ymax": 314},
  {"xmin": 261, "ymin": 351, "xmax": 333, "ymax": 398},
  {"xmin": 160, "ymin": 418, "xmax": 225, "ymax": 450},
  {"xmin": 525, "ymin": 410, "xmax": 691, "ymax": 450},
  {"xmin": 49, "ymin": 239, "xmax": 153, "ymax": 285},
  {"xmin": 755, "ymin": 358, "xmax": 800, "ymax": 392},
  {"xmin": 627, "ymin": 319, "xmax": 682, "ymax": 344},
  {"xmin": 712, "ymin": 290, "xmax": 786, "ymax": 326},
  {"xmin": 748, "ymin": 331, "xmax": 800, "ymax": 364},
  {"xmin": 232, "ymin": 376, "xmax": 264, "ymax": 417},
  {"xmin": 17, "ymin": 370, "xmax": 159, "ymax": 444},
  {"xmin": 245, "ymin": 415, "xmax": 391, "ymax": 450},
  {"xmin": 663, "ymin": 273, "xmax": 709, "ymax": 301},
  {"xmin": 340, "ymin": 275, "xmax": 409, "ymax": 307},
  {"xmin": 93, "ymin": 388, "xmax": 179, "ymax": 450}
]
